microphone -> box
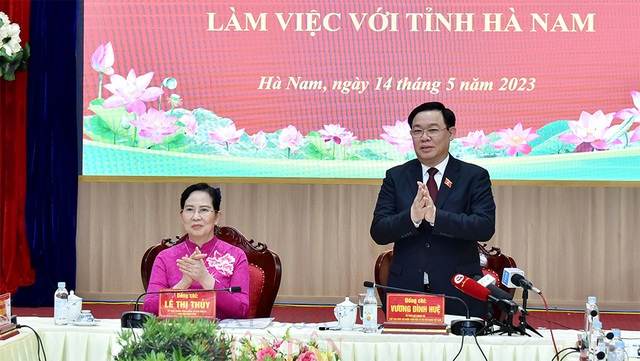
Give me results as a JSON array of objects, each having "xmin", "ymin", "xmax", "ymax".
[
  {"xmin": 363, "ymin": 281, "xmax": 485, "ymax": 336},
  {"xmin": 476, "ymin": 273, "xmax": 498, "ymax": 287},
  {"xmin": 121, "ymin": 286, "xmax": 242, "ymax": 328},
  {"xmin": 473, "ymin": 275, "xmax": 513, "ymax": 301},
  {"xmin": 453, "ymin": 274, "xmax": 520, "ymax": 314},
  {"xmin": 456, "ymin": 275, "xmax": 540, "ymax": 337},
  {"xmin": 451, "ymin": 274, "xmax": 491, "ymax": 302},
  {"xmin": 487, "ymin": 283, "xmax": 515, "ymax": 301},
  {"xmin": 501, "ymin": 268, "xmax": 541, "ymax": 294}
]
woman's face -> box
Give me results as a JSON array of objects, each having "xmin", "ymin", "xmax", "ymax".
[{"xmin": 181, "ymin": 190, "xmax": 218, "ymax": 241}]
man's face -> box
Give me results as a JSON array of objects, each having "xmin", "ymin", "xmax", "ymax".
[{"xmin": 411, "ymin": 110, "xmax": 455, "ymax": 166}]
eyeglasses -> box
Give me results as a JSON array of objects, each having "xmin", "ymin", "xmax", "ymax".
[
  {"xmin": 182, "ymin": 207, "xmax": 215, "ymax": 217},
  {"xmin": 410, "ymin": 127, "xmax": 449, "ymax": 138}
]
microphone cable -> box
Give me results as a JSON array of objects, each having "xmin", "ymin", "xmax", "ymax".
[
  {"xmin": 451, "ymin": 333, "xmax": 489, "ymax": 361},
  {"xmin": 551, "ymin": 347, "xmax": 579, "ymax": 361},
  {"xmin": 452, "ymin": 334, "xmax": 488, "ymax": 361},
  {"xmin": 558, "ymin": 349, "xmax": 579, "ymax": 361},
  {"xmin": 16, "ymin": 324, "xmax": 47, "ymax": 361},
  {"xmin": 452, "ymin": 334, "xmax": 464, "ymax": 361},
  {"xmin": 525, "ymin": 312, "xmax": 574, "ymax": 330},
  {"xmin": 538, "ymin": 291, "xmax": 560, "ymax": 357},
  {"xmin": 473, "ymin": 333, "xmax": 488, "ymax": 361},
  {"xmin": 129, "ymin": 322, "xmax": 139, "ymax": 343},
  {"xmin": 509, "ymin": 279, "xmax": 562, "ymax": 356}
]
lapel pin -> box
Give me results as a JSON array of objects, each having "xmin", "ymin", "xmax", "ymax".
[{"xmin": 444, "ymin": 178, "xmax": 453, "ymax": 188}]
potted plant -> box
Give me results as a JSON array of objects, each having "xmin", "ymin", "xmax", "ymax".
[{"xmin": 115, "ymin": 318, "xmax": 232, "ymax": 361}]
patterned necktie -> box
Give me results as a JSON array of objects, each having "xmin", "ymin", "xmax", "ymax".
[{"xmin": 426, "ymin": 167, "xmax": 439, "ymax": 204}]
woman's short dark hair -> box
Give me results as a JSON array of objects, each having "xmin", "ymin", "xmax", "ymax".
[{"xmin": 180, "ymin": 183, "xmax": 221, "ymax": 211}]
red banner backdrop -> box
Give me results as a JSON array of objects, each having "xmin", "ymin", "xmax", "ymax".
[{"xmin": 0, "ymin": 0, "xmax": 35, "ymax": 294}]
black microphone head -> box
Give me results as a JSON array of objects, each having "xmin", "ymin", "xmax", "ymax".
[
  {"xmin": 511, "ymin": 273, "xmax": 533, "ymax": 288},
  {"xmin": 486, "ymin": 283, "xmax": 513, "ymax": 301},
  {"xmin": 363, "ymin": 281, "xmax": 374, "ymax": 288},
  {"xmin": 229, "ymin": 286, "xmax": 241, "ymax": 293},
  {"xmin": 511, "ymin": 273, "xmax": 525, "ymax": 283}
]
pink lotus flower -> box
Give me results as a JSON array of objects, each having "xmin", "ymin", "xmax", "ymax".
[
  {"xmin": 558, "ymin": 110, "xmax": 619, "ymax": 151},
  {"xmin": 615, "ymin": 91, "xmax": 640, "ymax": 122},
  {"xmin": 103, "ymin": 69, "xmax": 164, "ymax": 115},
  {"xmin": 251, "ymin": 131, "xmax": 267, "ymax": 150},
  {"xmin": 493, "ymin": 123, "xmax": 539, "ymax": 156},
  {"xmin": 380, "ymin": 120, "xmax": 412, "ymax": 154},
  {"xmin": 296, "ymin": 351, "xmax": 318, "ymax": 361},
  {"xmin": 129, "ymin": 109, "xmax": 179, "ymax": 144},
  {"xmin": 278, "ymin": 125, "xmax": 304, "ymax": 152},
  {"xmin": 91, "ymin": 42, "xmax": 114, "ymax": 75},
  {"xmin": 459, "ymin": 130, "xmax": 489, "ymax": 150},
  {"xmin": 340, "ymin": 130, "xmax": 357, "ymax": 147},
  {"xmin": 180, "ymin": 114, "xmax": 198, "ymax": 137},
  {"xmin": 208, "ymin": 123, "xmax": 245, "ymax": 146},
  {"xmin": 318, "ymin": 124, "xmax": 355, "ymax": 145},
  {"xmin": 256, "ymin": 347, "xmax": 277, "ymax": 361}
]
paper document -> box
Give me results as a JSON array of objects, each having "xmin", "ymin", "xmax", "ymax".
[{"xmin": 218, "ymin": 317, "xmax": 274, "ymax": 329}]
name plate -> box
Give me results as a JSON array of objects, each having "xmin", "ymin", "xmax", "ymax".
[
  {"xmin": 158, "ymin": 290, "xmax": 216, "ymax": 319},
  {"xmin": 385, "ymin": 293, "xmax": 445, "ymax": 324}
]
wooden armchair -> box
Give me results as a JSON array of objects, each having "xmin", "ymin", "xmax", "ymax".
[
  {"xmin": 141, "ymin": 225, "xmax": 282, "ymax": 318},
  {"xmin": 374, "ymin": 243, "xmax": 517, "ymax": 310}
]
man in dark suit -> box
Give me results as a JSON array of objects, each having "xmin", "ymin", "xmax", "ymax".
[{"xmin": 370, "ymin": 102, "xmax": 495, "ymax": 318}]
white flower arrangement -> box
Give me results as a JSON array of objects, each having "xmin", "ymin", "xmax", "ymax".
[{"xmin": 0, "ymin": 11, "xmax": 30, "ymax": 81}]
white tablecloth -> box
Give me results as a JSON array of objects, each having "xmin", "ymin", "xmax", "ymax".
[
  {"xmin": 1, "ymin": 317, "xmax": 122, "ymax": 361},
  {"xmin": 0, "ymin": 328, "xmax": 39, "ymax": 361},
  {"xmin": 3, "ymin": 317, "xmax": 637, "ymax": 361}
]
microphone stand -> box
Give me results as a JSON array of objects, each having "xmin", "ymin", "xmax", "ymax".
[
  {"xmin": 483, "ymin": 299, "xmax": 524, "ymax": 336},
  {"xmin": 486, "ymin": 289, "xmax": 542, "ymax": 337},
  {"xmin": 515, "ymin": 288, "xmax": 542, "ymax": 337}
]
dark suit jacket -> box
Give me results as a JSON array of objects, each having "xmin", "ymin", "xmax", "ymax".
[{"xmin": 370, "ymin": 156, "xmax": 496, "ymax": 318}]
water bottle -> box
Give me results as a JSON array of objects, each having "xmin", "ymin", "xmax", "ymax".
[
  {"xmin": 585, "ymin": 296, "xmax": 599, "ymax": 329},
  {"xmin": 54, "ymin": 282, "xmax": 69, "ymax": 325},
  {"xmin": 362, "ymin": 287, "xmax": 378, "ymax": 333},
  {"xmin": 607, "ymin": 329, "xmax": 625, "ymax": 361},
  {"xmin": 595, "ymin": 342, "xmax": 607, "ymax": 360},
  {"xmin": 585, "ymin": 296, "xmax": 599, "ymax": 350},
  {"xmin": 589, "ymin": 319, "xmax": 605, "ymax": 358}
]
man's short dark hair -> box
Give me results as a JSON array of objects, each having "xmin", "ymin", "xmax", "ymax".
[
  {"xmin": 408, "ymin": 102, "xmax": 456, "ymax": 128},
  {"xmin": 180, "ymin": 183, "xmax": 221, "ymax": 211},
  {"xmin": 442, "ymin": 108, "xmax": 456, "ymax": 128}
]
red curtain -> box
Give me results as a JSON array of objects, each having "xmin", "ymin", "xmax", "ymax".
[{"xmin": 0, "ymin": 0, "xmax": 35, "ymax": 294}]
